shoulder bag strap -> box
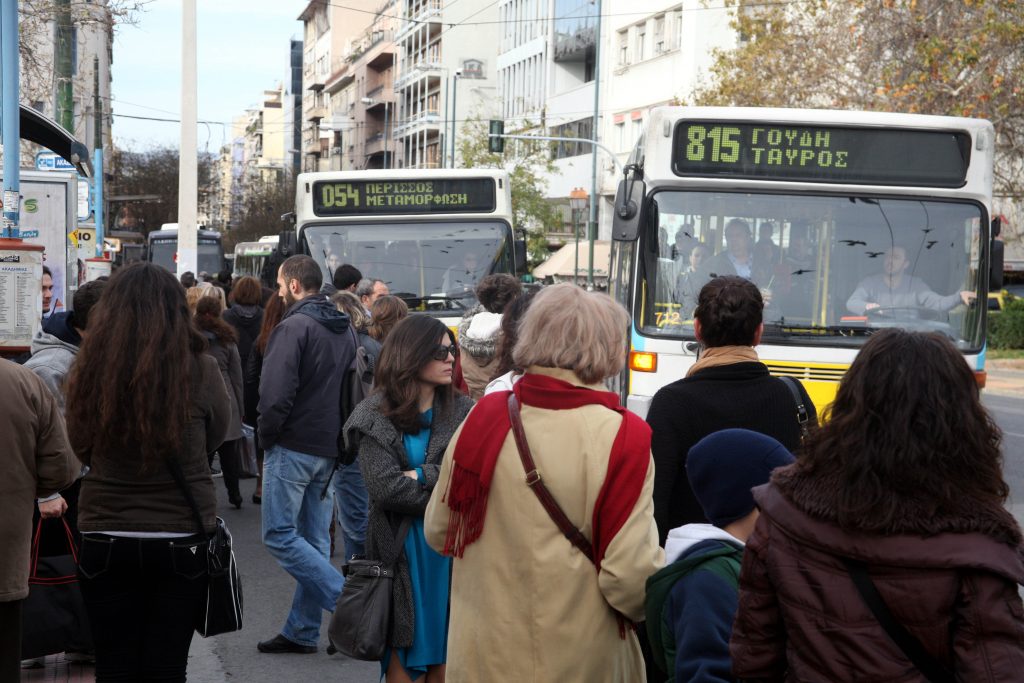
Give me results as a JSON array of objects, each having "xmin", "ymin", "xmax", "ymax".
[
  {"xmin": 778, "ymin": 376, "xmax": 810, "ymax": 438},
  {"xmin": 842, "ymin": 558, "xmax": 955, "ymax": 683},
  {"xmin": 166, "ymin": 457, "xmax": 210, "ymax": 539},
  {"xmin": 507, "ymin": 393, "xmax": 595, "ymax": 563}
]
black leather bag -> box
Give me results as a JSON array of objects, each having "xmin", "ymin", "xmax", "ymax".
[
  {"xmin": 21, "ymin": 519, "xmax": 93, "ymax": 659},
  {"xmin": 328, "ymin": 518, "xmax": 410, "ymax": 660},
  {"xmin": 167, "ymin": 459, "xmax": 244, "ymax": 637}
]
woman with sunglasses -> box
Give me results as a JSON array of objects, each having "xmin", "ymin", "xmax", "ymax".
[{"xmin": 344, "ymin": 315, "xmax": 474, "ymax": 683}]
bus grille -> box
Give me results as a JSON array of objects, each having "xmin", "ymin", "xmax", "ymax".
[{"xmin": 764, "ymin": 364, "xmax": 846, "ymax": 383}]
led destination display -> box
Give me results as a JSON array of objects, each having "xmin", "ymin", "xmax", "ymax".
[
  {"xmin": 313, "ymin": 178, "xmax": 497, "ymax": 216},
  {"xmin": 672, "ymin": 121, "xmax": 970, "ymax": 187}
]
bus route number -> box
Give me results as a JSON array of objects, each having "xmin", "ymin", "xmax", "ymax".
[{"xmin": 320, "ymin": 183, "xmax": 361, "ymax": 208}]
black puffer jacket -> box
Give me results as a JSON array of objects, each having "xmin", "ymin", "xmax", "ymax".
[
  {"xmin": 222, "ymin": 304, "xmax": 263, "ymax": 370},
  {"xmin": 343, "ymin": 391, "xmax": 473, "ymax": 648}
]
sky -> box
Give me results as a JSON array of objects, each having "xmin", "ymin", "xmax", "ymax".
[{"xmin": 111, "ymin": 0, "xmax": 303, "ymax": 152}]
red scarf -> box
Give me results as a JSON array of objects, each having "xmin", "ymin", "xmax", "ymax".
[{"xmin": 442, "ymin": 372, "xmax": 651, "ymax": 570}]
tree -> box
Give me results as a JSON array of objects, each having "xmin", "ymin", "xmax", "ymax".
[
  {"xmin": 690, "ymin": 0, "xmax": 1024, "ymax": 201},
  {"xmin": 226, "ymin": 170, "xmax": 295, "ymax": 250},
  {"xmin": 458, "ymin": 116, "xmax": 561, "ymax": 266},
  {"xmin": 108, "ymin": 146, "xmax": 214, "ymax": 234}
]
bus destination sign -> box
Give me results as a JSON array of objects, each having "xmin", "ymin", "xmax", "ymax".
[
  {"xmin": 312, "ymin": 178, "xmax": 497, "ymax": 216},
  {"xmin": 672, "ymin": 121, "xmax": 970, "ymax": 187}
]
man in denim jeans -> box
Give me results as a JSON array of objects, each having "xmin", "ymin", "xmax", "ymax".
[{"xmin": 257, "ymin": 255, "xmax": 355, "ymax": 654}]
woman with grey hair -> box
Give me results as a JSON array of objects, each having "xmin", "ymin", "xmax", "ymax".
[{"xmin": 424, "ymin": 283, "xmax": 664, "ymax": 682}]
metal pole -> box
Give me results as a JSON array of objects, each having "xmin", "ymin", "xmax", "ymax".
[
  {"xmin": 177, "ymin": 0, "xmax": 198, "ymax": 277},
  {"xmin": 487, "ymin": 133, "xmax": 624, "ymax": 174},
  {"xmin": 442, "ymin": 74, "xmax": 449, "ymax": 169},
  {"xmin": 1, "ymin": 0, "xmax": 20, "ymax": 238},
  {"xmin": 450, "ymin": 74, "xmax": 459, "ymax": 168},
  {"xmin": 94, "ymin": 149, "xmax": 104, "ymax": 257},
  {"xmin": 55, "ymin": 0, "xmax": 73, "ymax": 132},
  {"xmin": 384, "ymin": 102, "xmax": 389, "ymax": 169},
  {"xmin": 587, "ymin": 0, "xmax": 603, "ymax": 289},
  {"xmin": 574, "ymin": 208, "xmax": 580, "ymax": 285}
]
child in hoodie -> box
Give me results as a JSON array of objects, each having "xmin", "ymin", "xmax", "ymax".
[{"xmin": 644, "ymin": 428, "xmax": 794, "ymax": 682}]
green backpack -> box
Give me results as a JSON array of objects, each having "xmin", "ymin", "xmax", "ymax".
[{"xmin": 644, "ymin": 540, "xmax": 743, "ymax": 680}]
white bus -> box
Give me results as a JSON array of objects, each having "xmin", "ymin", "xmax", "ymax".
[
  {"xmin": 290, "ymin": 169, "xmax": 524, "ymax": 325},
  {"xmin": 232, "ymin": 236, "xmax": 278, "ymax": 281},
  {"xmin": 609, "ymin": 107, "xmax": 1003, "ymax": 417}
]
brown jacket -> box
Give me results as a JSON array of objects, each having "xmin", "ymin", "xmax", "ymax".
[
  {"xmin": 424, "ymin": 367, "xmax": 665, "ymax": 682},
  {"xmin": 0, "ymin": 360, "xmax": 80, "ymax": 601},
  {"xmin": 732, "ymin": 471, "xmax": 1024, "ymax": 682},
  {"xmin": 77, "ymin": 354, "xmax": 230, "ymax": 534}
]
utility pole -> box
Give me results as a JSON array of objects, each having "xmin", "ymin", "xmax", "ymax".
[
  {"xmin": 1, "ymin": 0, "xmax": 21, "ymax": 238},
  {"xmin": 93, "ymin": 56, "xmax": 104, "ymax": 256},
  {"xmin": 55, "ymin": 0, "xmax": 74, "ymax": 132},
  {"xmin": 586, "ymin": 0, "xmax": 603, "ymax": 290},
  {"xmin": 177, "ymin": 0, "xmax": 198, "ymax": 277},
  {"xmin": 450, "ymin": 71, "xmax": 460, "ymax": 168}
]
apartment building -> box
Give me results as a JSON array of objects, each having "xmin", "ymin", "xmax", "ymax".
[
  {"xmin": 299, "ymin": 0, "xmax": 380, "ymax": 172},
  {"xmin": 17, "ymin": 1, "xmax": 114, "ymax": 159},
  {"xmin": 393, "ymin": 0, "xmax": 500, "ymax": 169},
  {"xmin": 322, "ymin": 0, "xmax": 399, "ymax": 170}
]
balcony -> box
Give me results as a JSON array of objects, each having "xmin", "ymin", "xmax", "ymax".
[
  {"xmin": 393, "ymin": 62, "xmax": 442, "ymax": 90},
  {"xmin": 306, "ymin": 105, "xmax": 328, "ymax": 122},
  {"xmin": 303, "ymin": 137, "xmax": 323, "ymax": 156},
  {"xmin": 395, "ymin": 2, "xmax": 442, "ymax": 41},
  {"xmin": 394, "ymin": 109, "xmax": 441, "ymax": 137}
]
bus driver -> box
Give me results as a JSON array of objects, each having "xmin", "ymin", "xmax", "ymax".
[{"xmin": 846, "ymin": 245, "xmax": 975, "ymax": 315}]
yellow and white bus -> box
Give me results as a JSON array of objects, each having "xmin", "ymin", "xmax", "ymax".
[
  {"xmin": 609, "ymin": 107, "xmax": 1003, "ymax": 417},
  {"xmin": 289, "ymin": 168, "xmax": 522, "ymax": 326}
]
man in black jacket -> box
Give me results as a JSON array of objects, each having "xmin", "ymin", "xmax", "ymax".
[
  {"xmin": 256, "ymin": 255, "xmax": 355, "ymax": 655},
  {"xmin": 647, "ymin": 276, "xmax": 817, "ymax": 545}
]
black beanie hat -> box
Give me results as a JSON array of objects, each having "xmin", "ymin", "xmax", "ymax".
[{"xmin": 685, "ymin": 428, "xmax": 795, "ymax": 528}]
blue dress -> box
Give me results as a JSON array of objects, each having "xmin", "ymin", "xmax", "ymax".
[{"xmin": 384, "ymin": 409, "xmax": 452, "ymax": 679}]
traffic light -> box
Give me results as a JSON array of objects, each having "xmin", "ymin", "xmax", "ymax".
[{"xmin": 488, "ymin": 119, "xmax": 505, "ymax": 153}]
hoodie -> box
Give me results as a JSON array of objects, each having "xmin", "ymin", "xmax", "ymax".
[
  {"xmin": 222, "ymin": 303, "xmax": 263, "ymax": 369},
  {"xmin": 457, "ymin": 305, "xmax": 503, "ymax": 399},
  {"xmin": 257, "ymin": 295, "xmax": 354, "ymax": 458},
  {"xmin": 23, "ymin": 311, "xmax": 81, "ymax": 412},
  {"xmin": 646, "ymin": 524, "xmax": 744, "ymax": 683}
]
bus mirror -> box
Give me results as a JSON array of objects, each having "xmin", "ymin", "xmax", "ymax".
[
  {"xmin": 992, "ymin": 215, "xmax": 1002, "ymax": 238},
  {"xmin": 612, "ymin": 179, "xmax": 644, "ymax": 242},
  {"xmin": 514, "ymin": 238, "xmax": 528, "ymax": 275},
  {"xmin": 277, "ymin": 230, "xmax": 297, "ymax": 258},
  {"xmin": 990, "ymin": 239, "xmax": 1004, "ymax": 291}
]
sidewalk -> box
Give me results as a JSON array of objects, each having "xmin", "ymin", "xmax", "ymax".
[
  {"xmin": 21, "ymin": 635, "xmax": 228, "ymax": 683},
  {"xmin": 987, "ymin": 359, "xmax": 1024, "ymax": 397}
]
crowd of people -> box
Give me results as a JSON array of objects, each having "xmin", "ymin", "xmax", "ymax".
[{"xmin": 2, "ymin": 255, "xmax": 1022, "ymax": 683}]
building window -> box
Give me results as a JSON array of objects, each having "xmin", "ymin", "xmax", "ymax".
[
  {"xmin": 635, "ymin": 28, "xmax": 646, "ymax": 62},
  {"xmin": 550, "ymin": 117, "xmax": 594, "ymax": 160},
  {"xmin": 617, "ymin": 29, "xmax": 628, "ymax": 65},
  {"xmin": 654, "ymin": 15, "xmax": 665, "ymax": 54}
]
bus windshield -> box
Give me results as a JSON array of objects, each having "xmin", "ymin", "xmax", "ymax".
[
  {"xmin": 302, "ymin": 220, "xmax": 512, "ymax": 310},
  {"xmin": 640, "ymin": 190, "xmax": 984, "ymax": 350},
  {"xmin": 149, "ymin": 240, "xmax": 224, "ymax": 276}
]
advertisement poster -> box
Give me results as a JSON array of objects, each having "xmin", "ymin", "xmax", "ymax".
[
  {"xmin": 16, "ymin": 173, "xmax": 74, "ymax": 318},
  {"xmin": 0, "ymin": 248, "xmax": 42, "ymax": 349}
]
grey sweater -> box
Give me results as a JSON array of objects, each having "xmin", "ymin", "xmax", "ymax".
[{"xmin": 344, "ymin": 391, "xmax": 474, "ymax": 648}]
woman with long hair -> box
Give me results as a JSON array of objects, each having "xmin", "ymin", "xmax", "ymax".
[
  {"xmin": 344, "ymin": 315, "xmax": 474, "ymax": 683},
  {"xmin": 195, "ymin": 296, "xmax": 246, "ymax": 509},
  {"xmin": 424, "ymin": 284, "xmax": 664, "ymax": 682},
  {"xmin": 243, "ymin": 293, "xmax": 287, "ymax": 504},
  {"xmin": 732, "ymin": 328, "xmax": 1024, "ymax": 681},
  {"xmin": 367, "ymin": 295, "xmax": 409, "ymax": 343},
  {"xmin": 484, "ymin": 287, "xmax": 537, "ymax": 394},
  {"xmin": 65, "ymin": 262, "xmax": 230, "ymax": 682}
]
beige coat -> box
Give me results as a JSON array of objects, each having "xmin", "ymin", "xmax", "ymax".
[
  {"xmin": 424, "ymin": 366, "xmax": 664, "ymax": 682},
  {"xmin": 0, "ymin": 360, "xmax": 80, "ymax": 602}
]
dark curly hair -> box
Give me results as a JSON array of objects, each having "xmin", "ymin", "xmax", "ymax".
[
  {"xmin": 794, "ymin": 328, "xmax": 1006, "ymax": 533},
  {"xmin": 475, "ymin": 273, "xmax": 522, "ymax": 314},
  {"xmin": 694, "ymin": 275, "xmax": 763, "ymax": 347},
  {"xmin": 491, "ymin": 288, "xmax": 538, "ymax": 378}
]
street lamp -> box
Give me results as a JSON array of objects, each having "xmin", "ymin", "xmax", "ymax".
[
  {"xmin": 569, "ymin": 187, "xmax": 589, "ymax": 286},
  {"xmin": 450, "ymin": 68, "xmax": 462, "ymax": 168},
  {"xmin": 361, "ymin": 97, "xmax": 391, "ymax": 169}
]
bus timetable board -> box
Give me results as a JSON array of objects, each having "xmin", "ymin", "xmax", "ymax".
[
  {"xmin": 672, "ymin": 121, "xmax": 970, "ymax": 187},
  {"xmin": 312, "ymin": 178, "xmax": 497, "ymax": 217}
]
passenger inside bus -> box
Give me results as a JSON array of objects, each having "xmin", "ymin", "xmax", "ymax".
[
  {"xmin": 441, "ymin": 251, "xmax": 482, "ymax": 295},
  {"xmin": 674, "ymin": 244, "xmax": 709, "ymax": 317},
  {"xmin": 700, "ymin": 219, "xmax": 773, "ymax": 287},
  {"xmin": 845, "ymin": 245, "xmax": 976, "ymax": 316}
]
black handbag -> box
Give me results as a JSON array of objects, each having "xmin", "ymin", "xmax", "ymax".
[
  {"xmin": 167, "ymin": 458, "xmax": 244, "ymax": 637},
  {"xmin": 328, "ymin": 517, "xmax": 411, "ymax": 661},
  {"xmin": 21, "ymin": 519, "xmax": 93, "ymax": 659}
]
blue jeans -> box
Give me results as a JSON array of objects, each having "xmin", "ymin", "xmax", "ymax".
[
  {"xmin": 332, "ymin": 461, "xmax": 369, "ymax": 561},
  {"xmin": 262, "ymin": 445, "xmax": 344, "ymax": 647}
]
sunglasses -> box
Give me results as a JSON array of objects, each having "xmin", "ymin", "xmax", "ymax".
[{"xmin": 432, "ymin": 344, "xmax": 459, "ymax": 361}]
